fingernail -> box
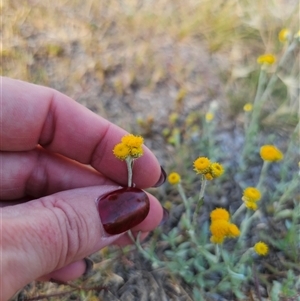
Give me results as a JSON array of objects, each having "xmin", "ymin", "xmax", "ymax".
[
  {"xmin": 159, "ymin": 207, "xmax": 169, "ymax": 226},
  {"xmin": 152, "ymin": 166, "xmax": 167, "ymax": 187},
  {"xmin": 97, "ymin": 187, "xmax": 150, "ymax": 235},
  {"xmin": 83, "ymin": 258, "xmax": 94, "ymax": 276}
]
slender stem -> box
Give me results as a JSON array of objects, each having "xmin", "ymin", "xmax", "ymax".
[
  {"xmin": 232, "ymin": 203, "xmax": 246, "ymax": 221},
  {"xmin": 198, "ymin": 175, "xmax": 207, "ymax": 202},
  {"xmin": 276, "ymin": 177, "xmax": 299, "ymax": 211},
  {"xmin": 257, "ymin": 161, "xmax": 270, "ymax": 191},
  {"xmin": 127, "ymin": 230, "xmax": 163, "ymax": 267},
  {"xmin": 177, "ymin": 182, "xmax": 191, "ymax": 222},
  {"xmin": 125, "ymin": 157, "xmax": 134, "ymax": 187},
  {"xmin": 192, "ymin": 175, "xmax": 207, "ymax": 227},
  {"xmin": 237, "ymin": 210, "xmax": 261, "ymax": 246}
]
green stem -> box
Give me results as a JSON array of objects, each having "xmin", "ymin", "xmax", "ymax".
[
  {"xmin": 237, "ymin": 210, "xmax": 261, "ymax": 247},
  {"xmin": 127, "ymin": 230, "xmax": 163, "ymax": 268},
  {"xmin": 257, "ymin": 160, "xmax": 270, "ymax": 191},
  {"xmin": 125, "ymin": 157, "xmax": 134, "ymax": 187},
  {"xmin": 276, "ymin": 177, "xmax": 299, "ymax": 211},
  {"xmin": 232, "ymin": 203, "xmax": 246, "ymax": 221},
  {"xmin": 192, "ymin": 175, "xmax": 207, "ymax": 227},
  {"xmin": 177, "ymin": 182, "xmax": 191, "ymax": 223}
]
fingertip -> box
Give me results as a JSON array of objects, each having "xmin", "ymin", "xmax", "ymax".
[
  {"xmin": 130, "ymin": 193, "xmax": 163, "ymax": 232},
  {"xmin": 39, "ymin": 260, "xmax": 87, "ymax": 282}
]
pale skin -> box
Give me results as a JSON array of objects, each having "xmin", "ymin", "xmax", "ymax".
[{"xmin": 0, "ymin": 77, "xmax": 163, "ymax": 301}]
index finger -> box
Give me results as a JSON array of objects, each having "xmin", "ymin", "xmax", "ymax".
[{"xmin": 0, "ymin": 77, "xmax": 161, "ymax": 188}]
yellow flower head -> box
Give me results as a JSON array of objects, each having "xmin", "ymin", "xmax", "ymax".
[
  {"xmin": 114, "ymin": 134, "xmax": 145, "ymax": 160},
  {"xmin": 254, "ymin": 241, "xmax": 269, "ymax": 256},
  {"xmin": 205, "ymin": 112, "xmax": 214, "ymax": 122},
  {"xmin": 228, "ymin": 223, "xmax": 240, "ymax": 237},
  {"xmin": 205, "ymin": 173, "xmax": 214, "ymax": 181},
  {"xmin": 113, "ymin": 143, "xmax": 130, "ymax": 160},
  {"xmin": 121, "ymin": 134, "xmax": 144, "ymax": 148},
  {"xmin": 210, "ymin": 208, "xmax": 230, "ymax": 222},
  {"xmin": 260, "ymin": 145, "xmax": 283, "ymax": 162},
  {"xmin": 210, "ymin": 220, "xmax": 230, "ymax": 239},
  {"xmin": 210, "ymin": 235, "xmax": 225, "ymax": 244},
  {"xmin": 168, "ymin": 172, "xmax": 181, "ymax": 185},
  {"xmin": 210, "ymin": 162, "xmax": 224, "ymax": 178},
  {"xmin": 243, "ymin": 103, "xmax": 253, "ymax": 112},
  {"xmin": 257, "ymin": 54, "xmax": 276, "ymax": 65},
  {"xmin": 130, "ymin": 146, "xmax": 143, "ymax": 158},
  {"xmin": 242, "ymin": 187, "xmax": 261, "ymax": 203},
  {"xmin": 245, "ymin": 201, "xmax": 258, "ymax": 211},
  {"xmin": 193, "ymin": 157, "xmax": 211, "ymax": 174},
  {"xmin": 278, "ymin": 28, "xmax": 291, "ymax": 43}
]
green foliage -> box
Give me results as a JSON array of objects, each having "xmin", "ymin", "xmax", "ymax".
[{"xmin": 131, "ymin": 30, "xmax": 300, "ymax": 300}]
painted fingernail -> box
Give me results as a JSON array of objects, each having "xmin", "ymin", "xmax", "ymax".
[
  {"xmin": 152, "ymin": 166, "xmax": 167, "ymax": 187},
  {"xmin": 83, "ymin": 258, "xmax": 94, "ymax": 276},
  {"xmin": 97, "ymin": 187, "xmax": 150, "ymax": 235},
  {"xmin": 159, "ymin": 207, "xmax": 169, "ymax": 226}
]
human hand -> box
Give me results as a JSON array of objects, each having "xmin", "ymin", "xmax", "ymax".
[{"xmin": 0, "ymin": 77, "xmax": 165, "ymax": 301}]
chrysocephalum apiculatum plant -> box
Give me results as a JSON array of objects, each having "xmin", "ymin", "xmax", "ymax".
[{"xmin": 125, "ymin": 29, "xmax": 300, "ymax": 300}]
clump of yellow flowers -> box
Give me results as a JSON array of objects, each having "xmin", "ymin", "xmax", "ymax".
[
  {"xmin": 113, "ymin": 134, "xmax": 144, "ymax": 186},
  {"xmin": 193, "ymin": 157, "xmax": 224, "ymax": 180},
  {"xmin": 260, "ymin": 145, "xmax": 283, "ymax": 162},
  {"xmin": 242, "ymin": 187, "xmax": 261, "ymax": 210},
  {"xmin": 210, "ymin": 208, "xmax": 240, "ymax": 244},
  {"xmin": 113, "ymin": 134, "xmax": 144, "ymax": 160}
]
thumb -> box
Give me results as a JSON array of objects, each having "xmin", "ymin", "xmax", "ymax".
[{"xmin": 2, "ymin": 185, "xmax": 157, "ymax": 300}]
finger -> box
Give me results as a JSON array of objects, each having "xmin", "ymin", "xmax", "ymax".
[
  {"xmin": 38, "ymin": 260, "xmax": 88, "ymax": 282},
  {"xmin": 0, "ymin": 147, "xmax": 113, "ymax": 200},
  {"xmin": 2, "ymin": 185, "xmax": 162, "ymax": 300},
  {"xmin": 1, "ymin": 77, "xmax": 161, "ymax": 188}
]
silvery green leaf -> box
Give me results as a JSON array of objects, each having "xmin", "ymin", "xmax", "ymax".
[
  {"xmin": 270, "ymin": 281, "xmax": 282, "ymax": 301},
  {"xmin": 227, "ymin": 267, "xmax": 247, "ymax": 280},
  {"xmin": 178, "ymin": 241, "xmax": 191, "ymax": 250}
]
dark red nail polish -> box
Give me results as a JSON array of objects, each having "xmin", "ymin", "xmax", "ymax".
[
  {"xmin": 97, "ymin": 187, "xmax": 150, "ymax": 235},
  {"xmin": 152, "ymin": 166, "xmax": 167, "ymax": 187}
]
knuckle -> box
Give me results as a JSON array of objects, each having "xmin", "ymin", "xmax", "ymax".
[{"xmin": 40, "ymin": 196, "xmax": 90, "ymax": 266}]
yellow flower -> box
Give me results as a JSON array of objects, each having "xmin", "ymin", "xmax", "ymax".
[
  {"xmin": 193, "ymin": 157, "xmax": 211, "ymax": 174},
  {"xmin": 244, "ymin": 201, "xmax": 258, "ymax": 210},
  {"xmin": 130, "ymin": 146, "xmax": 143, "ymax": 158},
  {"xmin": 257, "ymin": 54, "xmax": 276, "ymax": 65},
  {"xmin": 210, "ymin": 208, "xmax": 230, "ymax": 222},
  {"xmin": 205, "ymin": 173, "xmax": 214, "ymax": 181},
  {"xmin": 168, "ymin": 172, "xmax": 181, "ymax": 185},
  {"xmin": 210, "ymin": 220, "xmax": 230, "ymax": 239},
  {"xmin": 205, "ymin": 112, "xmax": 214, "ymax": 122},
  {"xmin": 164, "ymin": 201, "xmax": 172, "ymax": 210},
  {"xmin": 210, "ymin": 235, "xmax": 225, "ymax": 244},
  {"xmin": 278, "ymin": 28, "xmax": 291, "ymax": 42},
  {"xmin": 243, "ymin": 103, "xmax": 253, "ymax": 112},
  {"xmin": 254, "ymin": 241, "xmax": 269, "ymax": 256},
  {"xmin": 113, "ymin": 143, "xmax": 130, "ymax": 160},
  {"xmin": 260, "ymin": 145, "xmax": 283, "ymax": 162},
  {"xmin": 242, "ymin": 187, "xmax": 261, "ymax": 203},
  {"xmin": 121, "ymin": 134, "xmax": 144, "ymax": 148},
  {"xmin": 210, "ymin": 162, "xmax": 224, "ymax": 178},
  {"xmin": 228, "ymin": 224, "xmax": 240, "ymax": 237}
]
